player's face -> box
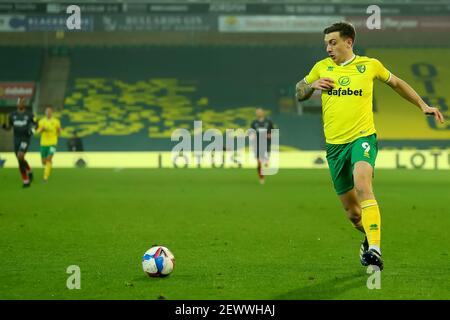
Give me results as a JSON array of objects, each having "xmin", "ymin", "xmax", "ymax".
[
  {"xmin": 17, "ymin": 97, "xmax": 26, "ymax": 111},
  {"xmin": 256, "ymin": 109, "xmax": 265, "ymax": 119},
  {"xmin": 46, "ymin": 107, "xmax": 53, "ymax": 118},
  {"xmin": 324, "ymin": 32, "xmax": 353, "ymax": 64}
]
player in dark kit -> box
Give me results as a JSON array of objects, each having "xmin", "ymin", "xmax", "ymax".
[
  {"xmin": 250, "ymin": 108, "xmax": 275, "ymax": 184},
  {"xmin": 2, "ymin": 97, "xmax": 37, "ymax": 187}
]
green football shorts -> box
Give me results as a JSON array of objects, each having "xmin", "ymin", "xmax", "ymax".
[
  {"xmin": 40, "ymin": 145, "xmax": 57, "ymax": 159},
  {"xmin": 326, "ymin": 134, "xmax": 378, "ymax": 195}
]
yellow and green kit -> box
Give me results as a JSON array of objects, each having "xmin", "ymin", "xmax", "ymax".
[{"xmin": 304, "ymin": 55, "xmax": 391, "ymax": 194}]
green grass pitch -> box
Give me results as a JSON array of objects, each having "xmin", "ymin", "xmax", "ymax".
[{"xmin": 0, "ymin": 168, "xmax": 449, "ymax": 300}]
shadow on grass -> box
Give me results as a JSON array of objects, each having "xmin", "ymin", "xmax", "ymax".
[{"xmin": 275, "ymin": 271, "xmax": 367, "ymax": 300}]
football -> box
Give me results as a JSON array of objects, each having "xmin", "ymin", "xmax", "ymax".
[{"xmin": 142, "ymin": 245, "xmax": 175, "ymax": 277}]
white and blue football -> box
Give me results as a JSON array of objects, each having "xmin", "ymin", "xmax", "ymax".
[{"xmin": 142, "ymin": 245, "xmax": 175, "ymax": 277}]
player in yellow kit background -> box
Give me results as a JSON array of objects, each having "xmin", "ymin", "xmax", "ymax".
[
  {"xmin": 296, "ymin": 22, "xmax": 444, "ymax": 271},
  {"xmin": 36, "ymin": 106, "xmax": 61, "ymax": 182}
]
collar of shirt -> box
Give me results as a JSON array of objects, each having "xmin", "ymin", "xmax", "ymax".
[{"xmin": 340, "ymin": 54, "xmax": 356, "ymax": 66}]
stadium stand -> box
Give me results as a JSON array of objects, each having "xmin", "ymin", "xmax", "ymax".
[
  {"xmin": 0, "ymin": 47, "xmax": 43, "ymax": 82},
  {"xmin": 57, "ymin": 45, "xmax": 327, "ymax": 151},
  {"xmin": 1, "ymin": 45, "xmax": 448, "ymax": 152}
]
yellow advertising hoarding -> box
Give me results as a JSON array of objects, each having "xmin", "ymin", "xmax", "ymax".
[{"xmin": 0, "ymin": 150, "xmax": 448, "ymax": 170}]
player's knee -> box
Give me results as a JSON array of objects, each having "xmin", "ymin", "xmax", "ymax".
[
  {"xmin": 354, "ymin": 167, "xmax": 374, "ymax": 199},
  {"xmin": 355, "ymin": 184, "xmax": 374, "ymax": 200}
]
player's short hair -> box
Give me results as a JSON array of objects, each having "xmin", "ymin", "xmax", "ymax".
[{"xmin": 324, "ymin": 22, "xmax": 356, "ymax": 44}]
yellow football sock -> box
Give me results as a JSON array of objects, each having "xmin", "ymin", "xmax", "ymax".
[
  {"xmin": 44, "ymin": 162, "xmax": 52, "ymax": 180},
  {"xmin": 361, "ymin": 199, "xmax": 381, "ymax": 249}
]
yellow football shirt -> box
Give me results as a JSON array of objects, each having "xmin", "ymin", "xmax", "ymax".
[
  {"xmin": 304, "ymin": 55, "xmax": 391, "ymax": 144},
  {"xmin": 38, "ymin": 117, "xmax": 61, "ymax": 146}
]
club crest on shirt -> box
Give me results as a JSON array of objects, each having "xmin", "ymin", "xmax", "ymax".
[
  {"xmin": 338, "ymin": 76, "xmax": 351, "ymax": 86},
  {"xmin": 356, "ymin": 64, "xmax": 366, "ymax": 73}
]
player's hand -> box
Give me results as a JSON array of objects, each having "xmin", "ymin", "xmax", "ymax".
[
  {"xmin": 310, "ymin": 78, "xmax": 334, "ymax": 91},
  {"xmin": 422, "ymin": 105, "xmax": 445, "ymax": 124}
]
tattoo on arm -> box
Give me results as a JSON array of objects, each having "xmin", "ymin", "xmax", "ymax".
[{"xmin": 296, "ymin": 79, "xmax": 314, "ymax": 101}]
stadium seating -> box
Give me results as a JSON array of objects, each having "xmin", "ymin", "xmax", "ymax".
[
  {"xmin": 0, "ymin": 46, "xmax": 43, "ymax": 81},
  {"xmin": 11, "ymin": 45, "xmax": 445, "ymax": 151},
  {"xmin": 59, "ymin": 46, "xmax": 327, "ymax": 151}
]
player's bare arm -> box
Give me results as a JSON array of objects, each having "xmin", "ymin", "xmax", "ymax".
[
  {"xmin": 387, "ymin": 74, "xmax": 445, "ymax": 124},
  {"xmin": 295, "ymin": 79, "xmax": 314, "ymax": 101},
  {"xmin": 296, "ymin": 78, "xmax": 334, "ymax": 101}
]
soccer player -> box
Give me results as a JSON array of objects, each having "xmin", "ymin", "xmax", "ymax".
[
  {"xmin": 2, "ymin": 97, "xmax": 37, "ymax": 188},
  {"xmin": 295, "ymin": 22, "xmax": 444, "ymax": 270},
  {"xmin": 36, "ymin": 106, "xmax": 61, "ymax": 182},
  {"xmin": 250, "ymin": 108, "xmax": 275, "ymax": 185}
]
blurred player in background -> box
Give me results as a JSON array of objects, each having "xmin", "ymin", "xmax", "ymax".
[
  {"xmin": 250, "ymin": 108, "xmax": 275, "ymax": 185},
  {"xmin": 296, "ymin": 22, "xmax": 444, "ymax": 270},
  {"xmin": 67, "ymin": 131, "xmax": 83, "ymax": 152},
  {"xmin": 36, "ymin": 106, "xmax": 61, "ymax": 182},
  {"xmin": 1, "ymin": 97, "xmax": 37, "ymax": 188}
]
